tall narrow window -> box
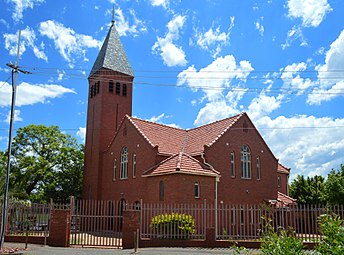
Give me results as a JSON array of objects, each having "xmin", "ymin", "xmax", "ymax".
[
  {"xmin": 113, "ymin": 158, "xmax": 117, "ymax": 181},
  {"xmin": 159, "ymin": 181, "xmax": 164, "ymax": 201},
  {"xmin": 109, "ymin": 80, "xmax": 114, "ymax": 93},
  {"xmin": 93, "ymin": 83, "xmax": 97, "ymax": 97},
  {"xmin": 257, "ymin": 156, "xmax": 261, "ymax": 180},
  {"xmin": 96, "ymin": 81, "xmax": 100, "ymax": 94},
  {"xmin": 120, "ymin": 147, "xmax": 128, "ymax": 179},
  {"xmin": 116, "ymin": 82, "xmax": 120, "ymax": 95},
  {"xmin": 132, "ymin": 153, "xmax": 136, "ymax": 178},
  {"xmin": 230, "ymin": 152, "xmax": 235, "ymax": 177},
  {"xmin": 89, "ymin": 85, "xmax": 93, "ymax": 98},
  {"xmin": 194, "ymin": 182, "xmax": 200, "ymax": 198},
  {"xmin": 278, "ymin": 176, "xmax": 281, "ymax": 188},
  {"xmin": 122, "ymin": 84, "xmax": 127, "ymax": 96},
  {"xmin": 241, "ymin": 145, "xmax": 251, "ymax": 179}
]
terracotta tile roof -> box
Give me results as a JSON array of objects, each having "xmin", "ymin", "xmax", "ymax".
[
  {"xmin": 128, "ymin": 116, "xmax": 186, "ymax": 154},
  {"xmin": 185, "ymin": 113, "xmax": 243, "ymax": 154},
  {"xmin": 277, "ymin": 163, "xmax": 290, "ymax": 174},
  {"xmin": 128, "ymin": 113, "xmax": 243, "ymax": 155},
  {"xmin": 276, "ymin": 192, "xmax": 297, "ymax": 207},
  {"xmin": 143, "ymin": 152, "xmax": 220, "ymax": 177}
]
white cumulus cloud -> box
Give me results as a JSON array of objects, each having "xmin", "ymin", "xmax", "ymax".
[
  {"xmin": 308, "ymin": 29, "xmax": 344, "ymax": 105},
  {"xmin": 255, "ymin": 115, "xmax": 344, "ymax": 179},
  {"xmin": 7, "ymin": 0, "xmax": 44, "ymax": 22},
  {"xmin": 0, "ymin": 81, "xmax": 75, "ymax": 107},
  {"xmin": 39, "ymin": 20, "xmax": 101, "ymax": 65},
  {"xmin": 76, "ymin": 127, "xmax": 86, "ymax": 143},
  {"xmin": 286, "ymin": 0, "xmax": 332, "ymax": 27},
  {"xmin": 5, "ymin": 109, "xmax": 22, "ymax": 124},
  {"xmin": 4, "ymin": 27, "xmax": 47, "ymax": 61},
  {"xmin": 194, "ymin": 17, "xmax": 234, "ymax": 58},
  {"xmin": 152, "ymin": 15, "xmax": 187, "ymax": 67},
  {"xmin": 114, "ymin": 8, "xmax": 147, "ymax": 37},
  {"xmin": 150, "ymin": 0, "xmax": 169, "ymax": 9}
]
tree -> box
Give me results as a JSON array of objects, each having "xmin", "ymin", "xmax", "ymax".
[
  {"xmin": 0, "ymin": 151, "xmax": 7, "ymax": 198},
  {"xmin": 4, "ymin": 124, "xmax": 84, "ymax": 203},
  {"xmin": 324, "ymin": 164, "xmax": 344, "ymax": 205},
  {"xmin": 289, "ymin": 175, "xmax": 326, "ymax": 205}
]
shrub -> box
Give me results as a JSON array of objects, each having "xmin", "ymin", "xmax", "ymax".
[
  {"xmin": 260, "ymin": 217, "xmax": 306, "ymax": 255},
  {"xmin": 316, "ymin": 213, "xmax": 344, "ymax": 255},
  {"xmin": 150, "ymin": 212, "xmax": 196, "ymax": 239}
]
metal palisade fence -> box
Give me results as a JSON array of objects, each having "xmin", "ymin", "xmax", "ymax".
[{"xmin": 1, "ymin": 200, "xmax": 344, "ymax": 246}]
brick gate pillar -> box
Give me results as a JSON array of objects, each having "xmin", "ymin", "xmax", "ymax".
[
  {"xmin": 48, "ymin": 209, "xmax": 71, "ymax": 247},
  {"xmin": 122, "ymin": 210, "xmax": 140, "ymax": 249}
]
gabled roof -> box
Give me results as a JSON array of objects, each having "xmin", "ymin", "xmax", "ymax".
[
  {"xmin": 277, "ymin": 192, "xmax": 297, "ymax": 207},
  {"xmin": 143, "ymin": 152, "xmax": 220, "ymax": 177},
  {"xmin": 89, "ymin": 23, "xmax": 133, "ymax": 78},
  {"xmin": 185, "ymin": 113, "xmax": 243, "ymax": 154},
  {"xmin": 127, "ymin": 116, "xmax": 186, "ymax": 154},
  {"xmin": 127, "ymin": 113, "xmax": 243, "ymax": 155},
  {"xmin": 277, "ymin": 163, "xmax": 290, "ymax": 174}
]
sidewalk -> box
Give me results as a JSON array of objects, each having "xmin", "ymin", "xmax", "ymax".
[{"xmin": 4, "ymin": 243, "xmax": 261, "ymax": 255}]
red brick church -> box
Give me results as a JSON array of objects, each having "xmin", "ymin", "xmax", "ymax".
[{"xmin": 82, "ymin": 21, "xmax": 295, "ymax": 207}]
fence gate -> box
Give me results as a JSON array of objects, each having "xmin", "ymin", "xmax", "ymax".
[{"xmin": 70, "ymin": 200, "xmax": 126, "ymax": 248}]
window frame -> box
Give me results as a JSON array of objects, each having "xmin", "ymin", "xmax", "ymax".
[
  {"xmin": 113, "ymin": 158, "xmax": 117, "ymax": 181},
  {"xmin": 109, "ymin": 80, "xmax": 114, "ymax": 93},
  {"xmin": 122, "ymin": 84, "xmax": 127, "ymax": 96},
  {"xmin": 159, "ymin": 181, "xmax": 164, "ymax": 201},
  {"xmin": 120, "ymin": 147, "xmax": 128, "ymax": 180},
  {"xmin": 241, "ymin": 145, "xmax": 251, "ymax": 179},
  {"xmin": 278, "ymin": 176, "xmax": 281, "ymax": 188},
  {"xmin": 132, "ymin": 153, "xmax": 136, "ymax": 178},
  {"xmin": 194, "ymin": 182, "xmax": 200, "ymax": 198},
  {"xmin": 230, "ymin": 152, "xmax": 235, "ymax": 177},
  {"xmin": 257, "ymin": 156, "xmax": 261, "ymax": 180},
  {"xmin": 116, "ymin": 82, "xmax": 120, "ymax": 95}
]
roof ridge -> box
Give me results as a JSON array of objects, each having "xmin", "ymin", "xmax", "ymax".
[
  {"xmin": 127, "ymin": 115, "xmax": 156, "ymax": 148},
  {"xmin": 186, "ymin": 112, "xmax": 244, "ymax": 132},
  {"xmin": 104, "ymin": 114, "xmax": 128, "ymax": 152},
  {"xmin": 130, "ymin": 116, "xmax": 186, "ymax": 131},
  {"xmin": 207, "ymin": 113, "xmax": 243, "ymax": 147},
  {"xmin": 142, "ymin": 153, "xmax": 179, "ymax": 175}
]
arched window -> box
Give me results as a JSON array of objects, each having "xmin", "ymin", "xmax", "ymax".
[
  {"xmin": 132, "ymin": 153, "xmax": 136, "ymax": 178},
  {"xmin": 159, "ymin": 181, "xmax": 164, "ymax": 201},
  {"xmin": 241, "ymin": 145, "xmax": 251, "ymax": 179},
  {"xmin": 230, "ymin": 152, "xmax": 235, "ymax": 177},
  {"xmin": 120, "ymin": 147, "xmax": 128, "ymax": 179},
  {"xmin": 113, "ymin": 158, "xmax": 117, "ymax": 181},
  {"xmin": 257, "ymin": 156, "xmax": 261, "ymax": 180},
  {"xmin": 194, "ymin": 182, "xmax": 200, "ymax": 198}
]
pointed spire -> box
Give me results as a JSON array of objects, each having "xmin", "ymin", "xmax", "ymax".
[
  {"xmin": 89, "ymin": 10, "xmax": 133, "ymax": 78},
  {"xmin": 111, "ymin": 5, "xmax": 115, "ymax": 26}
]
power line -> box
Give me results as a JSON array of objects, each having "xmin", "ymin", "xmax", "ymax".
[
  {"xmin": 0, "ymin": 76, "xmax": 11, "ymax": 89},
  {"xmin": 1, "ymin": 125, "xmax": 344, "ymax": 132}
]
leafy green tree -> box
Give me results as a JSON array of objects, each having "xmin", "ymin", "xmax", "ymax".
[
  {"xmin": 289, "ymin": 175, "xmax": 325, "ymax": 205},
  {"xmin": 324, "ymin": 165, "xmax": 344, "ymax": 205},
  {"xmin": 0, "ymin": 151, "xmax": 7, "ymax": 198},
  {"xmin": 4, "ymin": 124, "xmax": 83, "ymax": 203}
]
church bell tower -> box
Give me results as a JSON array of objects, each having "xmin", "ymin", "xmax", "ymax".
[{"xmin": 83, "ymin": 18, "xmax": 134, "ymax": 200}]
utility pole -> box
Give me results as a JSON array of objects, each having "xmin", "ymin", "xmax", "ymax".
[{"xmin": 0, "ymin": 30, "xmax": 31, "ymax": 249}]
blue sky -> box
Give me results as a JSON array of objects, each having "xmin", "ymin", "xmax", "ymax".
[{"xmin": 1, "ymin": 0, "xmax": 344, "ymax": 180}]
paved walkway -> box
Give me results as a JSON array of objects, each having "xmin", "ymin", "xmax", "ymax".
[{"xmin": 4, "ymin": 243, "xmax": 261, "ymax": 255}]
